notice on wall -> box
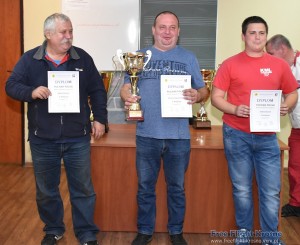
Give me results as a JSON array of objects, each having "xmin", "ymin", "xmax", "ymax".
[{"xmin": 62, "ymin": 0, "xmax": 139, "ymax": 71}]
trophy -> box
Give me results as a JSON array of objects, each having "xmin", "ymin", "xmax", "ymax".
[
  {"xmin": 101, "ymin": 71, "xmax": 114, "ymax": 93},
  {"xmin": 102, "ymin": 71, "xmax": 114, "ymax": 132},
  {"xmin": 192, "ymin": 69, "xmax": 216, "ymax": 129},
  {"xmin": 117, "ymin": 49, "xmax": 152, "ymax": 121},
  {"xmin": 89, "ymin": 71, "xmax": 114, "ymax": 133}
]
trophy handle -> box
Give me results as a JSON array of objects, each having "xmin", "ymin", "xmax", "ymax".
[
  {"xmin": 143, "ymin": 50, "xmax": 152, "ymax": 68},
  {"xmin": 116, "ymin": 49, "xmax": 125, "ymax": 69}
]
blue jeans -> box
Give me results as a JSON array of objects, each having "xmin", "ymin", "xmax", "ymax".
[
  {"xmin": 223, "ymin": 124, "xmax": 282, "ymax": 244},
  {"xmin": 135, "ymin": 136, "xmax": 190, "ymax": 235},
  {"xmin": 30, "ymin": 140, "xmax": 99, "ymax": 244}
]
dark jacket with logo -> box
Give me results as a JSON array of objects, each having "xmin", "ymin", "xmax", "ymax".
[{"xmin": 6, "ymin": 41, "xmax": 107, "ymax": 141}]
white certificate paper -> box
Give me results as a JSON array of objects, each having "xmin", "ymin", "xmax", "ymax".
[
  {"xmin": 161, "ymin": 75, "xmax": 192, "ymax": 118},
  {"xmin": 48, "ymin": 71, "xmax": 80, "ymax": 113},
  {"xmin": 250, "ymin": 90, "xmax": 282, "ymax": 132}
]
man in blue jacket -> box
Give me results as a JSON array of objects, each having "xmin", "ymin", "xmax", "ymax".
[{"xmin": 6, "ymin": 13, "xmax": 107, "ymax": 245}]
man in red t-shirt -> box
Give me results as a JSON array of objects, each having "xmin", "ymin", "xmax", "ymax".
[{"xmin": 212, "ymin": 16, "xmax": 298, "ymax": 245}]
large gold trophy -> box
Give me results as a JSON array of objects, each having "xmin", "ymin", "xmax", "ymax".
[
  {"xmin": 192, "ymin": 69, "xmax": 216, "ymax": 129},
  {"xmin": 117, "ymin": 49, "xmax": 152, "ymax": 121}
]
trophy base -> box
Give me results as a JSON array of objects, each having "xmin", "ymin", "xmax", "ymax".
[
  {"xmin": 105, "ymin": 123, "xmax": 109, "ymax": 133},
  {"xmin": 126, "ymin": 110, "xmax": 144, "ymax": 121},
  {"xmin": 192, "ymin": 117, "xmax": 211, "ymax": 129}
]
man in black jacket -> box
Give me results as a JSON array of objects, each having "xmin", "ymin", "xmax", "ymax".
[{"xmin": 6, "ymin": 13, "xmax": 107, "ymax": 245}]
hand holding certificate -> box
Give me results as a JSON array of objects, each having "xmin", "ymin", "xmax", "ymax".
[
  {"xmin": 161, "ymin": 75, "xmax": 192, "ymax": 118},
  {"xmin": 250, "ymin": 90, "xmax": 282, "ymax": 132},
  {"xmin": 48, "ymin": 71, "xmax": 80, "ymax": 113}
]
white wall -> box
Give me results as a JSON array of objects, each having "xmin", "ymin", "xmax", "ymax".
[{"xmin": 23, "ymin": 0, "xmax": 300, "ymax": 163}]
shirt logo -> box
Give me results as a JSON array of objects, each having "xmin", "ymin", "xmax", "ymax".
[{"xmin": 260, "ymin": 68, "xmax": 272, "ymax": 77}]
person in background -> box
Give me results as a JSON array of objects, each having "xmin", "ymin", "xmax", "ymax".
[
  {"xmin": 211, "ymin": 16, "xmax": 298, "ymax": 245},
  {"xmin": 266, "ymin": 34, "xmax": 300, "ymax": 217},
  {"xmin": 5, "ymin": 13, "xmax": 107, "ymax": 245},
  {"xmin": 120, "ymin": 11, "xmax": 208, "ymax": 245}
]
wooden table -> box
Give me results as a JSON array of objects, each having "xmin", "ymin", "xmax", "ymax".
[{"xmin": 90, "ymin": 124, "xmax": 288, "ymax": 233}]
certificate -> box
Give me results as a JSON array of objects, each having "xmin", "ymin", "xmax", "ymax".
[
  {"xmin": 48, "ymin": 71, "xmax": 80, "ymax": 113},
  {"xmin": 250, "ymin": 90, "xmax": 282, "ymax": 132},
  {"xmin": 161, "ymin": 75, "xmax": 192, "ymax": 118}
]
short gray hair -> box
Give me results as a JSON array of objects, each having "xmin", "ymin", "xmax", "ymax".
[
  {"xmin": 44, "ymin": 13, "xmax": 71, "ymax": 38},
  {"xmin": 266, "ymin": 34, "xmax": 292, "ymax": 50}
]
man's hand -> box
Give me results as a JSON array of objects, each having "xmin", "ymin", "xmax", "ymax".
[{"xmin": 32, "ymin": 86, "xmax": 52, "ymax": 99}]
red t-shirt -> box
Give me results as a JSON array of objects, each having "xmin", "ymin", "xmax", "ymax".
[{"xmin": 213, "ymin": 51, "xmax": 298, "ymax": 133}]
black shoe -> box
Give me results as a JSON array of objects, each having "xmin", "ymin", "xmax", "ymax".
[
  {"xmin": 170, "ymin": 233, "xmax": 187, "ymax": 245},
  {"xmin": 41, "ymin": 234, "xmax": 63, "ymax": 245},
  {"xmin": 131, "ymin": 233, "xmax": 153, "ymax": 245},
  {"xmin": 82, "ymin": 241, "xmax": 99, "ymax": 245},
  {"xmin": 281, "ymin": 203, "xmax": 300, "ymax": 217}
]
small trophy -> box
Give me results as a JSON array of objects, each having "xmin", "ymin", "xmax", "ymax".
[
  {"xmin": 102, "ymin": 71, "xmax": 114, "ymax": 132},
  {"xmin": 192, "ymin": 69, "xmax": 216, "ymax": 129},
  {"xmin": 89, "ymin": 71, "xmax": 114, "ymax": 133},
  {"xmin": 101, "ymin": 71, "xmax": 114, "ymax": 93},
  {"xmin": 117, "ymin": 49, "xmax": 152, "ymax": 121}
]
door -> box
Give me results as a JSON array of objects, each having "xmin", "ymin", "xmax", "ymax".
[{"xmin": 0, "ymin": 0, "xmax": 23, "ymax": 164}]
